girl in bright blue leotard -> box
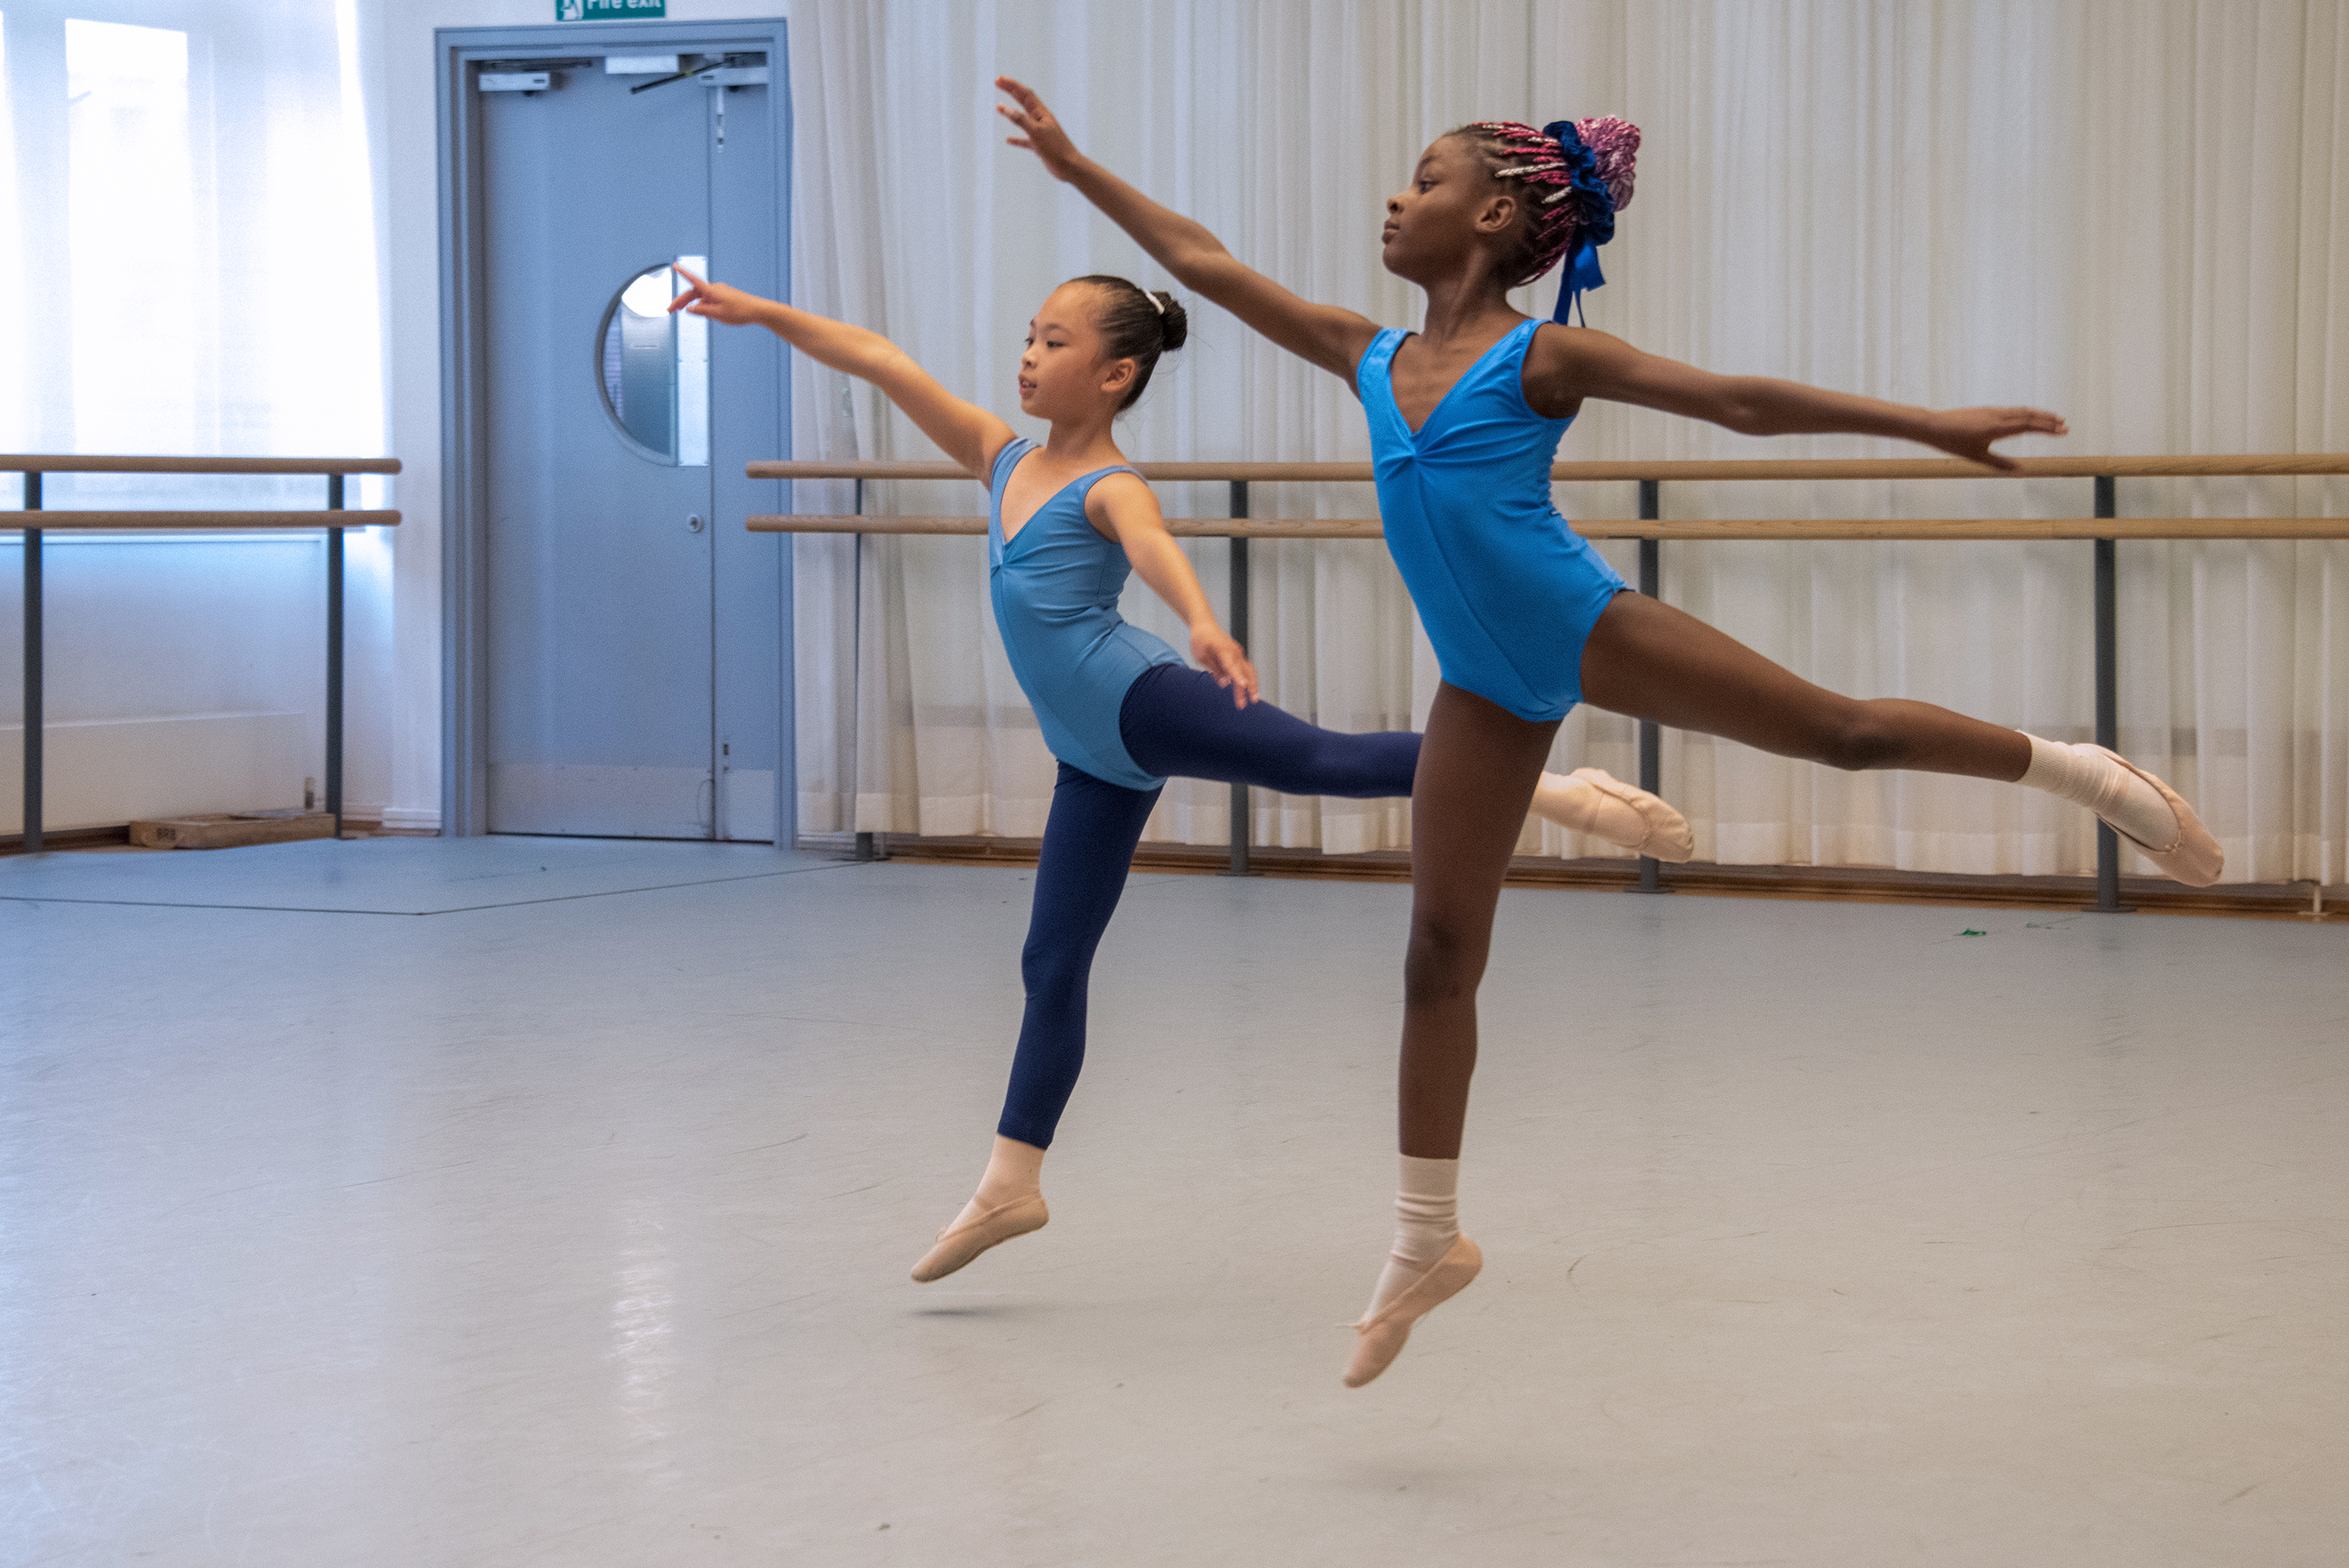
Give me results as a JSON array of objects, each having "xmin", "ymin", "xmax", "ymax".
[
  {"xmin": 999, "ymin": 76, "xmax": 2224, "ymax": 1387},
  {"xmin": 670, "ymin": 267, "xmax": 1690, "ymax": 1286}
]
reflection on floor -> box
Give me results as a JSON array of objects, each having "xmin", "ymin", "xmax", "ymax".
[{"xmin": 3, "ymin": 838, "xmax": 2342, "ymax": 1565}]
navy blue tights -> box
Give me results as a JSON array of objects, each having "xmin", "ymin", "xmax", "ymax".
[{"xmin": 996, "ymin": 664, "xmax": 1421, "ymax": 1148}]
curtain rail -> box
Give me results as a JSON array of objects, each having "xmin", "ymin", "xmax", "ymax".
[
  {"xmin": 750, "ymin": 454, "xmax": 2349, "ymax": 482},
  {"xmin": 749, "ymin": 514, "xmax": 2349, "ymax": 541},
  {"xmin": 0, "ymin": 455, "xmax": 403, "ymax": 475},
  {"xmin": 7, "ymin": 461, "xmax": 401, "ymax": 853}
]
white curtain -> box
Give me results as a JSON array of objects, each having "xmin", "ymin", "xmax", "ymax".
[{"xmin": 788, "ymin": 0, "xmax": 2349, "ymax": 885}]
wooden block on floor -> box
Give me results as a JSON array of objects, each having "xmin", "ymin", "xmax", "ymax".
[{"xmin": 127, "ymin": 812, "xmax": 338, "ymax": 850}]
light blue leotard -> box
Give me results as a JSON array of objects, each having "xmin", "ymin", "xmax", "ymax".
[
  {"xmin": 987, "ymin": 437, "xmax": 1182, "ymax": 791},
  {"xmin": 1357, "ymin": 320, "xmax": 1628, "ymax": 722}
]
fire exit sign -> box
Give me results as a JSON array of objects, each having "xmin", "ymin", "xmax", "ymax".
[{"xmin": 558, "ymin": 0, "xmax": 665, "ymax": 18}]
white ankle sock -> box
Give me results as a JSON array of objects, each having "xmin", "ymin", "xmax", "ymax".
[
  {"xmin": 2018, "ymin": 734, "xmax": 2178, "ymax": 848},
  {"xmin": 1365, "ymin": 1155, "xmax": 1460, "ymax": 1317},
  {"xmin": 951, "ymin": 1136, "xmax": 1044, "ymax": 1231}
]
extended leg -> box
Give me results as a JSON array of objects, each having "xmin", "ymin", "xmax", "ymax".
[
  {"xmin": 1120, "ymin": 663, "xmax": 1419, "ymax": 797},
  {"xmin": 1398, "ymin": 684, "xmax": 1559, "ymax": 1160},
  {"xmin": 1580, "ymin": 591, "xmax": 2030, "ymax": 778},
  {"xmin": 1579, "ymin": 593, "xmax": 2219, "ymax": 883},
  {"xmin": 1119, "ymin": 663, "xmax": 1688, "ymax": 855},
  {"xmin": 910, "ymin": 763, "xmax": 1160, "ymax": 1283},
  {"xmin": 1343, "ymin": 682, "xmax": 1554, "ymax": 1387},
  {"xmin": 995, "ymin": 765, "xmax": 1162, "ymax": 1148}
]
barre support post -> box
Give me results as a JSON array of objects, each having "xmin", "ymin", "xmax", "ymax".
[
  {"xmin": 326, "ymin": 473, "xmax": 344, "ymax": 839},
  {"xmin": 20, "ymin": 471, "xmax": 41, "ymax": 853},
  {"xmin": 1225, "ymin": 481, "xmax": 1252, "ymax": 876},
  {"xmin": 853, "ymin": 476, "xmax": 877, "ymax": 863},
  {"xmin": 1635, "ymin": 479, "xmax": 1666, "ymax": 894},
  {"xmin": 2093, "ymin": 474, "xmax": 2124, "ymax": 912}
]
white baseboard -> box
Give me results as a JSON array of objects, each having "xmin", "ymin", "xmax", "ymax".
[
  {"xmin": 2, "ymin": 712, "xmax": 308, "ymax": 832},
  {"xmin": 379, "ymin": 807, "xmax": 442, "ymax": 832}
]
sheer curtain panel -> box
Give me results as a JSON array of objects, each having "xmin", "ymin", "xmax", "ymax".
[{"xmin": 787, "ymin": 0, "xmax": 2347, "ymax": 885}]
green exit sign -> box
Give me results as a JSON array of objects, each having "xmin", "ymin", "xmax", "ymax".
[{"xmin": 558, "ymin": 0, "xmax": 665, "ymax": 18}]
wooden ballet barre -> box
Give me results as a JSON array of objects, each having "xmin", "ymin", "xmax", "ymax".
[
  {"xmin": 0, "ymin": 454, "xmax": 403, "ymax": 475},
  {"xmin": 7, "ymin": 453, "xmax": 399, "ymax": 854},
  {"xmin": 745, "ymin": 513, "xmax": 2349, "ymax": 541},
  {"xmin": 748, "ymin": 454, "xmax": 2349, "ymax": 484},
  {"xmin": 0, "ymin": 510, "xmax": 401, "ymax": 531}
]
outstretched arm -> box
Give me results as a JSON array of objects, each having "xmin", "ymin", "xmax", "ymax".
[
  {"xmin": 1087, "ymin": 473, "xmax": 1258, "ymax": 706},
  {"xmin": 1532, "ymin": 326, "xmax": 2067, "ymax": 471},
  {"xmin": 995, "ymin": 77, "xmax": 1381, "ymax": 383},
  {"xmin": 671, "ymin": 267, "xmax": 1016, "ymax": 478}
]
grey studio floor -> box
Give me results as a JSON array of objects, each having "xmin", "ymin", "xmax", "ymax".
[{"xmin": 2, "ymin": 837, "xmax": 2344, "ymax": 1567}]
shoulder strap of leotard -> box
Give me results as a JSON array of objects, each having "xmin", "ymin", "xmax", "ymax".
[
  {"xmin": 989, "ymin": 436, "xmax": 1036, "ymax": 501},
  {"xmin": 986, "ymin": 438, "xmax": 1034, "ymax": 562},
  {"xmin": 1072, "ymin": 464, "xmax": 1141, "ymax": 499},
  {"xmin": 1354, "ymin": 328, "xmax": 1407, "ymax": 401}
]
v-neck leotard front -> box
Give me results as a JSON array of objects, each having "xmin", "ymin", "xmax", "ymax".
[
  {"xmin": 987, "ymin": 438, "xmax": 1182, "ymax": 791},
  {"xmin": 1357, "ymin": 320, "xmax": 1628, "ymax": 722}
]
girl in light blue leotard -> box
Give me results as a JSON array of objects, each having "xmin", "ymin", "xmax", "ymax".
[
  {"xmin": 670, "ymin": 266, "xmax": 1689, "ymax": 1289},
  {"xmin": 1001, "ymin": 76, "xmax": 2222, "ymax": 1388}
]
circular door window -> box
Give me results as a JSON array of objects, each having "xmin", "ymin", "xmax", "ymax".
[{"xmin": 597, "ymin": 262, "xmax": 707, "ymax": 466}]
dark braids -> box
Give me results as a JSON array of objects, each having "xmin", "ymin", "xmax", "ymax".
[{"xmin": 1071, "ymin": 274, "xmax": 1189, "ymax": 410}]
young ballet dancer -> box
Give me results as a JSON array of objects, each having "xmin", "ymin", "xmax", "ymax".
[
  {"xmin": 667, "ymin": 266, "xmax": 1695, "ymax": 1283},
  {"xmin": 993, "ymin": 77, "xmax": 2224, "ymax": 1386}
]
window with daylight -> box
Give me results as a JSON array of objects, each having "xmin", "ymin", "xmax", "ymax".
[{"xmin": 2, "ymin": 2, "xmax": 386, "ymax": 509}]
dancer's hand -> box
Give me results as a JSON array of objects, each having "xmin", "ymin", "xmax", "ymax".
[
  {"xmin": 669, "ymin": 265, "xmax": 770, "ymax": 327},
  {"xmin": 1191, "ymin": 625, "xmax": 1260, "ymax": 708},
  {"xmin": 1921, "ymin": 406, "xmax": 2068, "ymax": 472},
  {"xmin": 995, "ymin": 77, "xmax": 1085, "ymax": 181}
]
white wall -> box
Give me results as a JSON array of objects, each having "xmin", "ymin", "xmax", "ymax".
[{"xmin": 368, "ymin": 1, "xmax": 790, "ymax": 833}]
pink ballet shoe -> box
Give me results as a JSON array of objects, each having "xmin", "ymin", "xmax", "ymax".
[
  {"xmin": 910, "ymin": 1192, "xmax": 1048, "ymax": 1283},
  {"xmin": 1342, "ymin": 1235, "xmax": 1482, "ymax": 1388},
  {"xmin": 2082, "ymin": 745, "xmax": 2224, "ymax": 887},
  {"xmin": 1532, "ymin": 768, "xmax": 1695, "ymax": 862}
]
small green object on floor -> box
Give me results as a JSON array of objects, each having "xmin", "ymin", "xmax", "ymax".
[{"xmin": 1961, "ymin": 928, "xmax": 1988, "ymax": 936}]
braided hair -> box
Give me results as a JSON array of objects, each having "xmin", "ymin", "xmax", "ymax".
[
  {"xmin": 1070, "ymin": 274, "xmax": 1189, "ymax": 411},
  {"xmin": 1450, "ymin": 117, "xmax": 1641, "ymax": 290}
]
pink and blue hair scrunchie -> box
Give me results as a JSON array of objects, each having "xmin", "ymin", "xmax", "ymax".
[{"xmin": 1542, "ymin": 118, "xmax": 1620, "ymax": 325}]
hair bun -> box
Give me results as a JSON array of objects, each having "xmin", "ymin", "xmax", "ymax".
[
  {"xmin": 1574, "ymin": 116, "xmax": 1640, "ymax": 212},
  {"xmin": 1154, "ymin": 291, "xmax": 1189, "ymax": 352}
]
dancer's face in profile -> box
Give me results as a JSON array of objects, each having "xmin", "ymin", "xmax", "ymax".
[
  {"xmin": 1017, "ymin": 281, "xmax": 1136, "ymax": 420},
  {"xmin": 1382, "ymin": 135, "xmax": 1521, "ymax": 286}
]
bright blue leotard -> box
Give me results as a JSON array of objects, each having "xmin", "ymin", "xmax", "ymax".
[
  {"xmin": 1357, "ymin": 320, "xmax": 1628, "ymax": 722},
  {"xmin": 986, "ymin": 437, "xmax": 1182, "ymax": 791}
]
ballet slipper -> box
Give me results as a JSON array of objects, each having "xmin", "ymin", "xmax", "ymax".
[
  {"xmin": 2081, "ymin": 745, "xmax": 2223, "ymax": 887},
  {"xmin": 1342, "ymin": 1235, "xmax": 1482, "ymax": 1388},
  {"xmin": 1532, "ymin": 768, "xmax": 1696, "ymax": 862},
  {"xmin": 909, "ymin": 1192, "xmax": 1048, "ymax": 1283}
]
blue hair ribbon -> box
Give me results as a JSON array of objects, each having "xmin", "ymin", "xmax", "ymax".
[{"xmin": 1543, "ymin": 119, "xmax": 1617, "ymax": 326}]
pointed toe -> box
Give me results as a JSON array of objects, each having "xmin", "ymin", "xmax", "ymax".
[
  {"xmin": 910, "ymin": 1193, "xmax": 1048, "ymax": 1283},
  {"xmin": 1342, "ymin": 1235, "xmax": 1482, "ymax": 1388},
  {"xmin": 2082, "ymin": 746, "xmax": 2223, "ymax": 887}
]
